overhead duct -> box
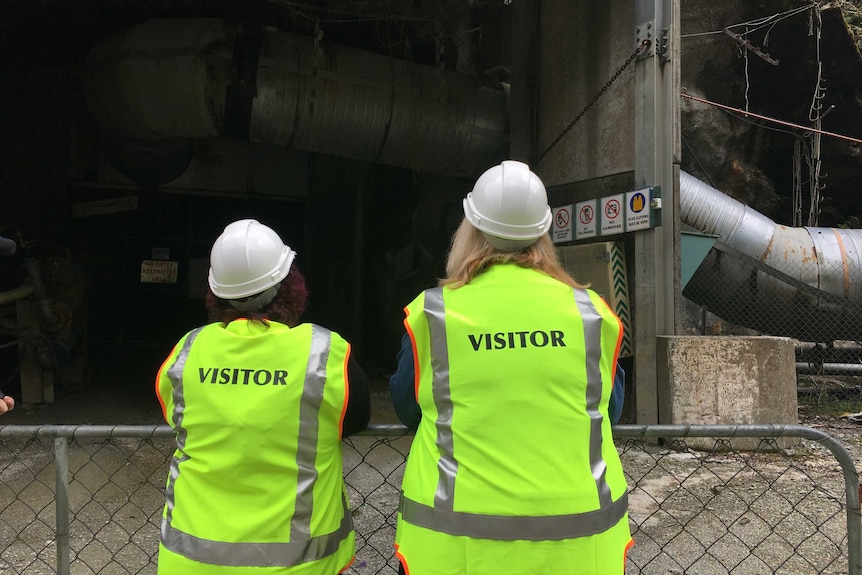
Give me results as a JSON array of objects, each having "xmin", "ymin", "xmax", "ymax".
[
  {"xmin": 82, "ymin": 18, "xmax": 509, "ymax": 179},
  {"xmin": 680, "ymin": 171, "xmax": 862, "ymax": 343}
]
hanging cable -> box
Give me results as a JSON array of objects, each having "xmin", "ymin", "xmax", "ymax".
[
  {"xmin": 680, "ymin": 92, "xmax": 862, "ymax": 145},
  {"xmin": 806, "ymin": 2, "xmax": 825, "ymax": 226},
  {"xmin": 792, "ymin": 135, "xmax": 805, "ymax": 227},
  {"xmin": 744, "ymin": 25, "xmax": 751, "ymax": 113},
  {"xmin": 682, "ymin": 3, "xmax": 814, "ymax": 37},
  {"xmin": 681, "ymin": 134, "xmax": 716, "ymax": 188}
]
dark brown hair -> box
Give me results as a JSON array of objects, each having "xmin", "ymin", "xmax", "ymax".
[{"xmin": 205, "ymin": 266, "xmax": 309, "ymax": 327}]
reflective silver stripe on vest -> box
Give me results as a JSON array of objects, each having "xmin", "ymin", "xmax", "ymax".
[
  {"xmin": 424, "ymin": 287, "xmax": 458, "ymax": 511},
  {"xmin": 405, "ymin": 285, "xmax": 625, "ymax": 540},
  {"xmin": 574, "ymin": 288, "xmax": 613, "ymax": 508},
  {"xmin": 161, "ymin": 491, "xmax": 352, "ymax": 567},
  {"xmin": 400, "ymin": 491, "xmax": 628, "ymax": 541},
  {"xmin": 293, "ymin": 325, "xmax": 331, "ymax": 537},
  {"xmin": 161, "ymin": 324, "xmax": 352, "ymax": 567},
  {"xmin": 164, "ymin": 327, "xmax": 204, "ymax": 525}
]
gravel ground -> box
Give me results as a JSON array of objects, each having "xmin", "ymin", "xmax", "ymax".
[{"xmin": 1, "ymin": 375, "xmax": 862, "ymax": 575}]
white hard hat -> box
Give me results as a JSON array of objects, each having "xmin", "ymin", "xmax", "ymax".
[
  {"xmin": 463, "ymin": 160, "xmax": 552, "ymax": 250},
  {"xmin": 208, "ymin": 219, "xmax": 296, "ymax": 300}
]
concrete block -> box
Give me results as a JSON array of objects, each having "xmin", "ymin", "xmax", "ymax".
[{"xmin": 657, "ymin": 336, "xmax": 798, "ymax": 450}]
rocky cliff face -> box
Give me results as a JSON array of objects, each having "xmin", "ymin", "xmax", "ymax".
[{"xmin": 681, "ymin": 0, "xmax": 862, "ymax": 228}]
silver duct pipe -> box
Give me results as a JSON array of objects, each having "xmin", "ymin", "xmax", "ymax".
[
  {"xmin": 680, "ymin": 171, "xmax": 862, "ymax": 342},
  {"xmin": 82, "ymin": 18, "xmax": 508, "ymax": 178}
]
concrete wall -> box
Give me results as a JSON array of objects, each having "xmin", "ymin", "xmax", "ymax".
[
  {"xmin": 657, "ymin": 335, "xmax": 799, "ymax": 449},
  {"xmin": 536, "ymin": 0, "xmax": 636, "ymax": 185}
]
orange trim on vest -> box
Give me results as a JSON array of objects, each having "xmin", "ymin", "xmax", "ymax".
[
  {"xmin": 394, "ymin": 543, "xmax": 410, "ymax": 575},
  {"xmin": 623, "ymin": 537, "xmax": 635, "ymax": 572},
  {"xmin": 402, "ymin": 307, "xmax": 421, "ymax": 400},
  {"xmin": 338, "ymin": 343, "xmax": 352, "ymax": 438},
  {"xmin": 611, "ymin": 306, "xmax": 624, "ymax": 370},
  {"xmin": 337, "ymin": 554, "xmax": 356, "ymax": 573},
  {"xmin": 155, "ymin": 341, "xmax": 181, "ymax": 422}
]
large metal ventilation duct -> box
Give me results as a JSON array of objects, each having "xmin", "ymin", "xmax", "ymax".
[
  {"xmin": 82, "ymin": 19, "xmax": 508, "ymax": 178},
  {"xmin": 680, "ymin": 171, "xmax": 862, "ymax": 343}
]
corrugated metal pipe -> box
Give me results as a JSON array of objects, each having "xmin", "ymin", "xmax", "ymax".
[
  {"xmin": 680, "ymin": 170, "xmax": 862, "ymax": 343},
  {"xmin": 82, "ymin": 18, "xmax": 508, "ymax": 179}
]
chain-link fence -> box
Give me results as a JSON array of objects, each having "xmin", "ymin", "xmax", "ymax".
[
  {"xmin": 682, "ymin": 240, "xmax": 862, "ymax": 396},
  {"xmin": 0, "ymin": 424, "xmax": 859, "ymax": 574}
]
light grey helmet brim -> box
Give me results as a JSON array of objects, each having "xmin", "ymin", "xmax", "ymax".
[
  {"xmin": 481, "ymin": 232, "xmax": 541, "ymax": 251},
  {"xmin": 227, "ymin": 285, "xmax": 279, "ymax": 312}
]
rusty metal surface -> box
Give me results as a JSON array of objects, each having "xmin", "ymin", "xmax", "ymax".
[{"xmin": 680, "ymin": 170, "xmax": 862, "ymax": 342}]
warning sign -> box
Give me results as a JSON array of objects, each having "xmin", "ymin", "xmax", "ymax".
[
  {"xmin": 575, "ymin": 199, "xmax": 597, "ymax": 240},
  {"xmin": 600, "ymin": 194, "xmax": 624, "ymax": 235},
  {"xmin": 551, "ymin": 205, "xmax": 573, "ymax": 244},
  {"xmin": 626, "ymin": 188, "xmax": 651, "ymax": 231},
  {"xmin": 141, "ymin": 260, "xmax": 179, "ymax": 284}
]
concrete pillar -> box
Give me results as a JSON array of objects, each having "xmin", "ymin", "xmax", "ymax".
[
  {"xmin": 634, "ymin": 0, "xmax": 682, "ymax": 424},
  {"xmin": 657, "ymin": 336, "xmax": 799, "ymax": 450}
]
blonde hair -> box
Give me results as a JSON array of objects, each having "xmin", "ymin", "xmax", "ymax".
[{"xmin": 440, "ymin": 218, "xmax": 586, "ymax": 289}]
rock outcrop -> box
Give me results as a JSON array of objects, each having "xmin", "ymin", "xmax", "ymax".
[{"xmin": 682, "ymin": 0, "xmax": 862, "ymax": 228}]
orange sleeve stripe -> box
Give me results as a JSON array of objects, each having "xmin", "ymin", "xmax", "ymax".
[
  {"xmin": 402, "ymin": 307, "xmax": 420, "ymax": 400},
  {"xmin": 338, "ymin": 343, "xmax": 351, "ymax": 438}
]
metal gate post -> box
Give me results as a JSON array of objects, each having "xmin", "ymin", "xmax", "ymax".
[
  {"xmin": 633, "ymin": 0, "xmax": 682, "ymax": 425},
  {"xmin": 54, "ymin": 437, "xmax": 70, "ymax": 575}
]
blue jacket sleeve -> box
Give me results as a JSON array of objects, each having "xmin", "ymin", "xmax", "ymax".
[
  {"xmin": 390, "ymin": 333, "xmax": 422, "ymax": 430},
  {"xmin": 609, "ymin": 363, "xmax": 625, "ymax": 426}
]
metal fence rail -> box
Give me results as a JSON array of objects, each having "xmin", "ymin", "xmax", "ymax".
[{"xmin": 0, "ymin": 424, "xmax": 859, "ymax": 574}]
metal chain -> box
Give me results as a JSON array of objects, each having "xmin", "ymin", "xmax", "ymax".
[{"xmin": 534, "ymin": 38, "xmax": 652, "ymax": 165}]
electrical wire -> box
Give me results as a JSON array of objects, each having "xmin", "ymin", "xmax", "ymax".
[
  {"xmin": 806, "ymin": 2, "xmax": 825, "ymax": 226},
  {"xmin": 713, "ymin": 104, "xmax": 796, "ymax": 137},
  {"xmin": 681, "ymin": 91, "xmax": 862, "ymax": 145},
  {"xmin": 681, "ymin": 134, "xmax": 716, "ymax": 188},
  {"xmin": 728, "ymin": 4, "xmax": 813, "ymax": 35},
  {"xmin": 743, "ymin": 25, "xmax": 750, "ymax": 113},
  {"xmin": 681, "ymin": 2, "xmax": 816, "ymax": 38}
]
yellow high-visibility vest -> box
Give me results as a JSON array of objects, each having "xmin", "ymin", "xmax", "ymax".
[
  {"xmin": 156, "ymin": 320, "xmax": 355, "ymax": 575},
  {"xmin": 396, "ymin": 264, "xmax": 632, "ymax": 575}
]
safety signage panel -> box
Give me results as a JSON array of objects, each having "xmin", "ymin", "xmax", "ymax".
[
  {"xmin": 551, "ymin": 204, "xmax": 572, "ymax": 243},
  {"xmin": 551, "ymin": 185, "xmax": 659, "ymax": 244},
  {"xmin": 141, "ymin": 260, "xmax": 178, "ymax": 284},
  {"xmin": 575, "ymin": 199, "xmax": 597, "ymax": 240},
  {"xmin": 600, "ymin": 194, "xmax": 624, "ymax": 235},
  {"xmin": 626, "ymin": 187, "xmax": 652, "ymax": 231}
]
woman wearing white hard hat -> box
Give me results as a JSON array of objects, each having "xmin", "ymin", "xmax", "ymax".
[
  {"xmin": 156, "ymin": 219, "xmax": 370, "ymax": 575},
  {"xmin": 390, "ymin": 160, "xmax": 632, "ymax": 575}
]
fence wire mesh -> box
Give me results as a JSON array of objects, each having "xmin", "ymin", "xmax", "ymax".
[
  {"xmin": 682, "ymin": 242, "xmax": 862, "ymax": 398},
  {"xmin": 0, "ymin": 424, "xmax": 859, "ymax": 575}
]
